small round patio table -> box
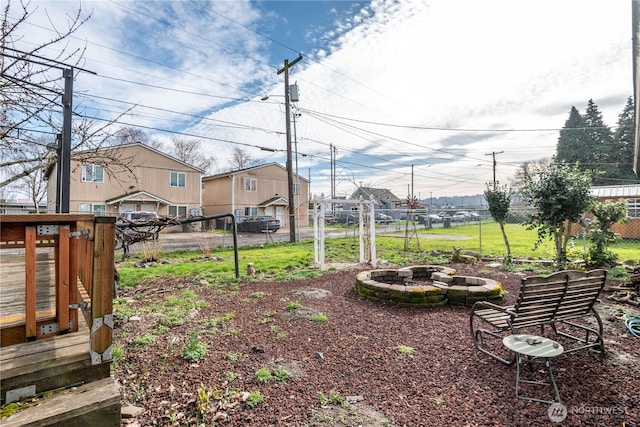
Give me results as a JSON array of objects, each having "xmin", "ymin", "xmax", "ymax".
[{"xmin": 502, "ymin": 334, "xmax": 564, "ymax": 405}]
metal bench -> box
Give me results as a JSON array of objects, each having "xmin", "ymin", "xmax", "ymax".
[{"xmin": 469, "ymin": 269, "xmax": 607, "ymax": 365}]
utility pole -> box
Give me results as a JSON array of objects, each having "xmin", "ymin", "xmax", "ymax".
[
  {"xmin": 277, "ymin": 54, "xmax": 302, "ymax": 243},
  {"xmin": 411, "ymin": 164, "xmax": 414, "ymax": 199},
  {"xmin": 485, "ymin": 151, "xmax": 503, "ymax": 186},
  {"xmin": 330, "ymin": 144, "xmax": 337, "ymax": 199},
  {"xmin": 59, "ymin": 68, "xmax": 73, "ymax": 213},
  {"xmin": 2, "ymin": 49, "xmax": 95, "ymax": 213},
  {"xmin": 292, "ymin": 104, "xmax": 300, "ymax": 242}
]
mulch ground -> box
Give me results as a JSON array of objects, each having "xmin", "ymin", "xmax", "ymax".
[{"xmin": 115, "ymin": 262, "xmax": 640, "ymax": 426}]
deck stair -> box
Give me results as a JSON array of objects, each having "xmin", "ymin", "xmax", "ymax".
[{"xmin": 1, "ymin": 214, "xmax": 120, "ymax": 426}]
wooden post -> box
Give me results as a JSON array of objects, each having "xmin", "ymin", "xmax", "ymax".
[
  {"xmin": 77, "ymin": 220, "xmax": 94, "ymax": 294},
  {"xmin": 25, "ymin": 226, "xmax": 37, "ymax": 341},
  {"xmin": 68, "ymin": 224, "xmax": 79, "ymax": 333},
  {"xmin": 75, "ymin": 220, "xmax": 94, "ymax": 329},
  {"xmin": 56, "ymin": 225, "xmax": 70, "ymax": 334},
  {"xmin": 90, "ymin": 216, "xmax": 115, "ymax": 364}
]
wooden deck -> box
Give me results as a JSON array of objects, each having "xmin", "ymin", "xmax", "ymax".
[
  {"xmin": 0, "ymin": 214, "xmax": 120, "ymax": 425},
  {"xmin": 2, "ymin": 252, "xmax": 59, "ymax": 344}
]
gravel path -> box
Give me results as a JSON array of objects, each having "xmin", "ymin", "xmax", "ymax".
[{"xmin": 115, "ymin": 263, "xmax": 640, "ymax": 426}]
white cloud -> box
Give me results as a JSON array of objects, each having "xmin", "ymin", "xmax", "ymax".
[{"xmin": 9, "ymin": 0, "xmax": 633, "ymax": 200}]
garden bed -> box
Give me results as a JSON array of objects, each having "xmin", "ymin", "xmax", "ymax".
[{"xmin": 112, "ymin": 262, "xmax": 639, "ymax": 426}]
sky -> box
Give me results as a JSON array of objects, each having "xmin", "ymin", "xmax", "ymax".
[{"xmin": 6, "ymin": 0, "xmax": 634, "ymax": 201}]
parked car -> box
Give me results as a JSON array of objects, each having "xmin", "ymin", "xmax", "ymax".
[
  {"xmin": 451, "ymin": 212, "xmax": 468, "ymax": 222},
  {"xmin": 468, "ymin": 212, "xmax": 481, "ymax": 221},
  {"xmin": 427, "ymin": 214, "xmax": 443, "ymax": 223},
  {"xmin": 237, "ymin": 216, "xmax": 280, "ymax": 233},
  {"xmin": 375, "ymin": 212, "xmax": 393, "ymax": 224},
  {"xmin": 117, "ymin": 211, "xmax": 159, "ymax": 223},
  {"xmin": 332, "ymin": 211, "xmax": 359, "ymax": 225}
]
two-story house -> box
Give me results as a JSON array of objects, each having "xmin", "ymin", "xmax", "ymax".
[
  {"xmin": 202, "ymin": 163, "xmax": 309, "ymax": 227},
  {"xmin": 46, "ymin": 143, "xmax": 203, "ymax": 218},
  {"xmin": 350, "ymin": 186, "xmax": 402, "ymax": 211}
]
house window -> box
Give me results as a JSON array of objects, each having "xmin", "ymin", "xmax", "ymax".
[
  {"xmin": 244, "ymin": 206, "xmax": 258, "ymax": 217},
  {"xmin": 81, "ymin": 164, "xmax": 104, "ymax": 183},
  {"xmin": 628, "ymin": 198, "xmax": 640, "ymax": 218},
  {"xmin": 79, "ymin": 203, "xmax": 106, "ymax": 215},
  {"xmin": 170, "ymin": 172, "xmax": 186, "ymax": 188},
  {"xmin": 244, "ymin": 178, "xmax": 257, "ymax": 192},
  {"xmin": 168, "ymin": 205, "xmax": 187, "ymax": 218},
  {"xmin": 293, "ymin": 182, "xmax": 300, "ymax": 195}
]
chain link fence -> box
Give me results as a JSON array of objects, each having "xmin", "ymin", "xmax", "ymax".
[{"xmin": 321, "ymin": 206, "xmax": 639, "ymax": 262}]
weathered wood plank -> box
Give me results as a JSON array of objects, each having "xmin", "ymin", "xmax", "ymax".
[
  {"xmin": 0, "ymin": 327, "xmax": 111, "ymax": 407},
  {"xmin": 1, "ymin": 253, "xmax": 57, "ymax": 341},
  {"xmin": 24, "ymin": 227, "xmax": 37, "ymax": 340},
  {"xmin": 0, "ymin": 331, "xmax": 88, "ymax": 362},
  {"xmin": 2, "ymin": 344, "xmax": 89, "ymax": 379},
  {"xmin": 0, "ymin": 214, "xmax": 96, "ymax": 224},
  {"xmin": 2, "ymin": 376, "xmax": 120, "ymax": 427},
  {"xmin": 69, "ymin": 233, "xmax": 79, "ymax": 335},
  {"xmin": 55, "ymin": 226, "xmax": 70, "ymax": 334}
]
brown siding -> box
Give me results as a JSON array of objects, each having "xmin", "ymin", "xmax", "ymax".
[
  {"xmin": 49, "ymin": 144, "xmax": 201, "ymax": 216},
  {"xmin": 202, "ymin": 163, "xmax": 309, "ymax": 227},
  {"xmin": 202, "ymin": 176, "xmax": 233, "ymax": 215}
]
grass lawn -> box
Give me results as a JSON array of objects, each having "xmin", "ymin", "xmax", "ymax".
[
  {"xmin": 117, "ymin": 222, "xmax": 639, "ymax": 288},
  {"xmin": 412, "ymin": 221, "xmax": 639, "ymax": 262}
]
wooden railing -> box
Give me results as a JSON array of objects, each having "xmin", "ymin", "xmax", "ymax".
[{"xmin": 0, "ymin": 214, "xmax": 115, "ymax": 364}]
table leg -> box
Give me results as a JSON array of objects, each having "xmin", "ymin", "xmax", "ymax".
[{"xmin": 513, "ymin": 354, "xmax": 562, "ymax": 404}]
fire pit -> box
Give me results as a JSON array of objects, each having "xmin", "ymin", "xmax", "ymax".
[{"xmin": 355, "ymin": 265, "xmax": 504, "ymax": 307}]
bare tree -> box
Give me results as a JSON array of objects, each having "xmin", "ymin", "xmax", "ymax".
[
  {"xmin": 1, "ymin": 0, "xmax": 134, "ymax": 191},
  {"xmin": 168, "ymin": 136, "xmax": 216, "ymax": 173},
  {"xmin": 6, "ymin": 136, "xmax": 52, "ymax": 212},
  {"xmin": 510, "ymin": 158, "xmax": 551, "ymax": 191},
  {"xmin": 229, "ymin": 146, "xmax": 257, "ymax": 171},
  {"xmin": 113, "ymin": 126, "xmax": 163, "ymax": 150}
]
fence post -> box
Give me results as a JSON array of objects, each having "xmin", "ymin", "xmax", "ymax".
[{"xmin": 90, "ymin": 216, "xmax": 115, "ymax": 364}]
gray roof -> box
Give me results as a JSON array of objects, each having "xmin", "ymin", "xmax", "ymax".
[
  {"xmin": 590, "ymin": 185, "xmax": 640, "ymax": 198},
  {"xmin": 351, "ymin": 186, "xmax": 402, "ymax": 203}
]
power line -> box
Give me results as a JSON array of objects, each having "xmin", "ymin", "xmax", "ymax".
[{"xmin": 301, "ymin": 108, "xmax": 618, "ymax": 133}]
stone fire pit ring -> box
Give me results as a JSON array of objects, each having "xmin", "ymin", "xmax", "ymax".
[{"xmin": 355, "ymin": 265, "xmax": 504, "ymax": 307}]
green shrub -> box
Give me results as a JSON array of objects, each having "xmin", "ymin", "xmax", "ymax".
[
  {"xmin": 310, "ymin": 312, "xmax": 328, "ymax": 323},
  {"xmin": 254, "ymin": 367, "xmax": 273, "ymax": 383},
  {"xmin": 181, "ymin": 331, "xmax": 207, "ymax": 362},
  {"xmin": 285, "ymin": 301, "xmax": 302, "ymax": 311},
  {"xmin": 245, "ymin": 390, "xmax": 264, "ymax": 408},
  {"xmin": 272, "ymin": 365, "xmax": 292, "ymax": 382},
  {"xmin": 131, "ymin": 334, "xmax": 156, "ymax": 346}
]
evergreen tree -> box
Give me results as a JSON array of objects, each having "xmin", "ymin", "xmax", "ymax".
[
  {"xmin": 555, "ymin": 100, "xmax": 629, "ymax": 186},
  {"xmin": 609, "ymin": 97, "xmax": 638, "ymax": 184},
  {"xmin": 583, "ymin": 99, "xmax": 615, "ymax": 185},
  {"xmin": 556, "ymin": 106, "xmax": 587, "ymax": 164}
]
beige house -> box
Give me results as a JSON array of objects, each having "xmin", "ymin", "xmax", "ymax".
[
  {"xmin": 202, "ymin": 163, "xmax": 309, "ymax": 227},
  {"xmin": 46, "ymin": 143, "xmax": 203, "ymax": 218}
]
